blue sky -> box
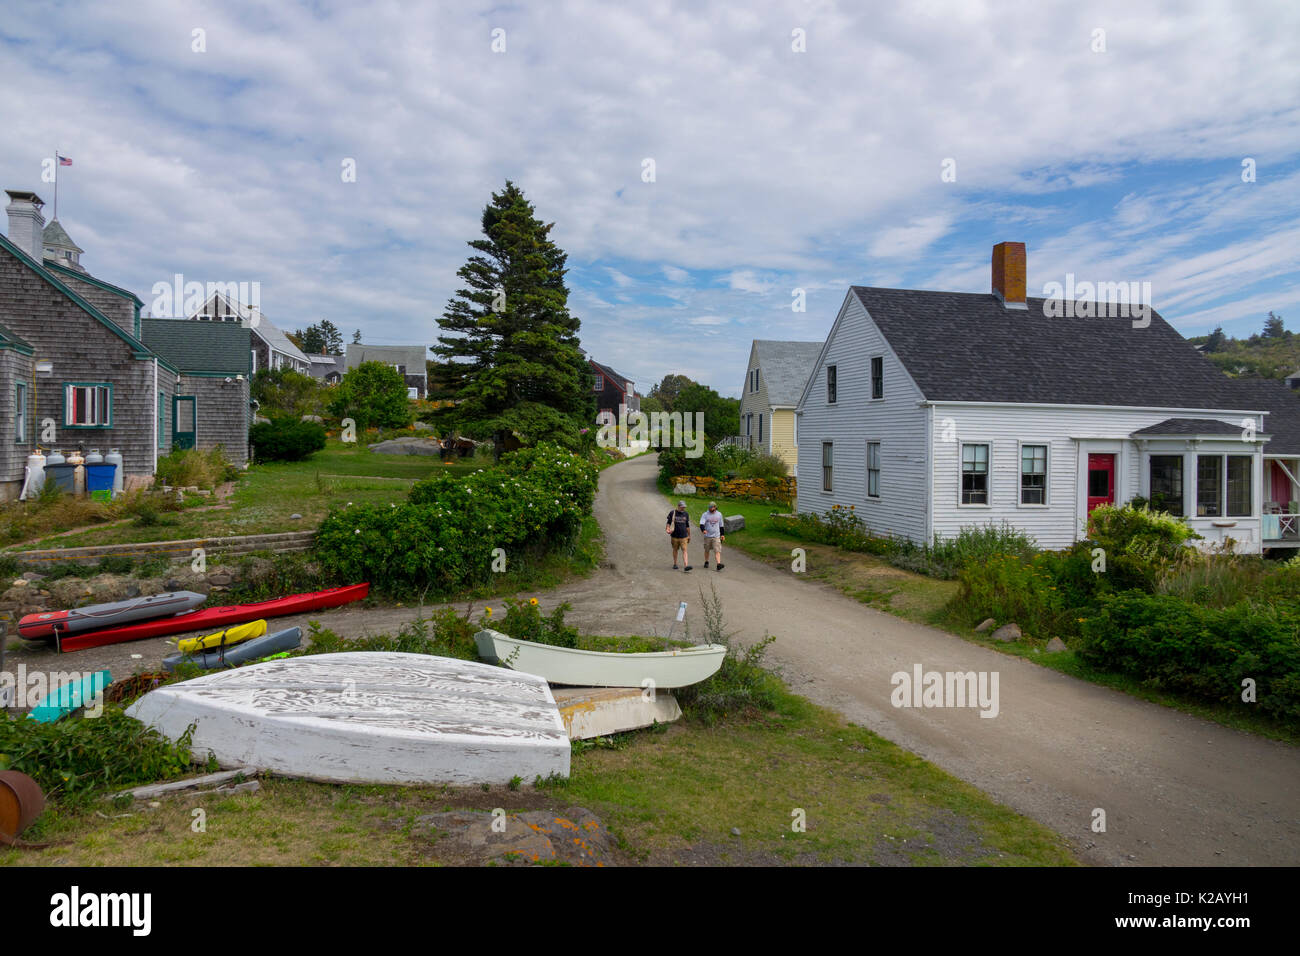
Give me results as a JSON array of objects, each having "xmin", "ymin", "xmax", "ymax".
[{"xmin": 3, "ymin": 0, "xmax": 1298, "ymax": 397}]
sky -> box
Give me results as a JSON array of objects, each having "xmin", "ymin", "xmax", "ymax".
[{"xmin": 3, "ymin": 0, "xmax": 1298, "ymax": 398}]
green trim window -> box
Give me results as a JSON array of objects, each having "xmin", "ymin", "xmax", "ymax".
[
  {"xmin": 63, "ymin": 382, "xmax": 112, "ymax": 428},
  {"xmin": 158, "ymin": 392, "xmax": 166, "ymax": 450},
  {"xmin": 15, "ymin": 382, "xmax": 27, "ymax": 443}
]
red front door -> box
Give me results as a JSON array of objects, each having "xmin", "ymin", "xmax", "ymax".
[{"xmin": 1087, "ymin": 453, "xmax": 1115, "ymax": 513}]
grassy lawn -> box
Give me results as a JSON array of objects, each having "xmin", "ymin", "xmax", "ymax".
[
  {"xmin": 10, "ymin": 440, "xmax": 479, "ymax": 551},
  {"xmin": 668, "ymin": 489, "xmax": 1300, "ymax": 745},
  {"xmin": 2, "ymin": 677, "xmax": 1077, "ymax": 867}
]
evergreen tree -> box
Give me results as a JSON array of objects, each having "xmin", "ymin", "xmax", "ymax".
[
  {"xmin": 296, "ymin": 324, "xmax": 328, "ymax": 354},
  {"xmin": 352, "ymin": 328, "xmax": 363, "ymax": 344},
  {"xmin": 1204, "ymin": 326, "xmax": 1227, "ymax": 352},
  {"xmin": 433, "ymin": 181, "xmax": 592, "ymax": 453},
  {"xmin": 1264, "ymin": 311, "xmax": 1285, "ymax": 339},
  {"xmin": 319, "ymin": 320, "xmax": 345, "ymax": 355}
]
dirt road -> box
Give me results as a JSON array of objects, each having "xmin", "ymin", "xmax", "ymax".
[{"xmin": 12, "ymin": 455, "xmax": 1299, "ymax": 866}]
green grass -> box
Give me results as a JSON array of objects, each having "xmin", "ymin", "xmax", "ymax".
[{"xmin": 13, "ymin": 440, "xmax": 478, "ymax": 550}]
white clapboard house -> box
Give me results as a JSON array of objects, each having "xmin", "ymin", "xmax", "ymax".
[{"xmin": 794, "ymin": 242, "xmax": 1300, "ymax": 555}]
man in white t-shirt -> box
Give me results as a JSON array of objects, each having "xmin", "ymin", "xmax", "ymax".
[{"xmin": 699, "ymin": 501, "xmax": 725, "ymax": 571}]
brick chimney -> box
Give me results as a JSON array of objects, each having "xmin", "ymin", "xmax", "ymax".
[
  {"xmin": 991, "ymin": 241, "xmax": 1027, "ymax": 310},
  {"xmin": 5, "ymin": 190, "xmax": 47, "ymax": 261}
]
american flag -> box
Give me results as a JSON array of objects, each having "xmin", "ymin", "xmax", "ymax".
[{"xmin": 58, "ymin": 155, "xmax": 72, "ymax": 166}]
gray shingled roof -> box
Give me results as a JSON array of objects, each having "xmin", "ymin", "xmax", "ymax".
[
  {"xmin": 1221, "ymin": 379, "xmax": 1300, "ymax": 456},
  {"xmin": 590, "ymin": 360, "xmax": 632, "ymax": 391},
  {"xmin": 142, "ymin": 318, "xmax": 251, "ymax": 374},
  {"xmin": 848, "ymin": 288, "xmax": 1258, "ymax": 410},
  {"xmin": 754, "ymin": 340, "xmax": 823, "ymax": 406},
  {"xmin": 346, "ymin": 343, "xmax": 427, "ymax": 372},
  {"xmin": 1131, "ymin": 418, "xmax": 1243, "ymax": 436},
  {"xmin": 195, "ymin": 293, "xmax": 309, "ymax": 365},
  {"xmin": 42, "ymin": 219, "xmax": 83, "ymax": 253}
]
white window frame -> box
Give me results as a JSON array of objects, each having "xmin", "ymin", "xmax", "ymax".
[
  {"xmin": 959, "ymin": 442, "xmax": 991, "ymax": 507},
  {"xmin": 822, "ymin": 441, "xmax": 833, "ymax": 492},
  {"xmin": 1018, "ymin": 441, "xmax": 1049, "ymax": 508},
  {"xmin": 15, "ymin": 381, "xmax": 27, "ymax": 443},
  {"xmin": 593, "ymin": 373, "xmax": 604, "ymax": 391},
  {"xmin": 866, "ymin": 440, "xmax": 881, "ymax": 498},
  {"xmin": 64, "ymin": 383, "xmax": 112, "ymax": 427}
]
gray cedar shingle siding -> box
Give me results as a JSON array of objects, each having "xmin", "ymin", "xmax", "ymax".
[
  {"xmin": 0, "ymin": 239, "xmax": 171, "ymax": 483},
  {"xmin": 47, "ymin": 266, "xmax": 139, "ymax": 338},
  {"xmin": 0, "ymin": 349, "xmax": 29, "ymax": 499},
  {"xmin": 846, "ymin": 287, "xmax": 1252, "ymax": 409},
  {"xmin": 177, "ymin": 375, "xmax": 249, "ymax": 465}
]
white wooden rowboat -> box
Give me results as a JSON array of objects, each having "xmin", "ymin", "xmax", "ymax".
[
  {"xmin": 126, "ymin": 652, "xmax": 569, "ymax": 785},
  {"xmin": 475, "ymin": 629, "xmax": 727, "ymax": 688}
]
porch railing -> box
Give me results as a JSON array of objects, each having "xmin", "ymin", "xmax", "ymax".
[
  {"xmin": 715, "ymin": 435, "xmax": 754, "ymax": 451},
  {"xmin": 1263, "ymin": 501, "xmax": 1300, "ymax": 541}
]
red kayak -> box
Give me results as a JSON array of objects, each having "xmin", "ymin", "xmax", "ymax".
[{"xmin": 54, "ymin": 584, "xmax": 370, "ymax": 653}]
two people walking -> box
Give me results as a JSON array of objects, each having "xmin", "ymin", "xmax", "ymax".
[{"xmin": 665, "ymin": 500, "xmax": 725, "ymax": 572}]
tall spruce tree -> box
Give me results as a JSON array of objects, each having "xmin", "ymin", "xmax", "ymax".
[{"xmin": 434, "ymin": 181, "xmax": 592, "ymax": 452}]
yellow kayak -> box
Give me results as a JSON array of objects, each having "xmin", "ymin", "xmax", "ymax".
[{"xmin": 177, "ymin": 619, "xmax": 268, "ymax": 655}]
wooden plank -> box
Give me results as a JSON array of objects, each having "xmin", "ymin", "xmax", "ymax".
[{"xmin": 106, "ymin": 768, "xmax": 258, "ymax": 801}]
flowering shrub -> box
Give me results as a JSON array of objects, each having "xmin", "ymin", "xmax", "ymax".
[
  {"xmin": 493, "ymin": 597, "xmax": 579, "ymax": 648},
  {"xmin": 314, "ymin": 443, "xmax": 597, "ymax": 595}
]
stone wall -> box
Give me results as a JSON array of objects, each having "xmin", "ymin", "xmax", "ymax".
[{"xmin": 671, "ymin": 474, "xmax": 796, "ymax": 503}]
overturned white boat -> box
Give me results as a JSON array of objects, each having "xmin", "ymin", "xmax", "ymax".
[
  {"xmin": 475, "ymin": 629, "xmax": 727, "ymax": 689},
  {"xmin": 126, "ymin": 652, "xmax": 569, "ymax": 785}
]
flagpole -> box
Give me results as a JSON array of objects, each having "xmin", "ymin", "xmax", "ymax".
[{"xmin": 53, "ymin": 149, "xmax": 58, "ymax": 220}]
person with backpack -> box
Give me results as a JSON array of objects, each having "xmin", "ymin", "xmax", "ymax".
[
  {"xmin": 666, "ymin": 500, "xmax": 693, "ymax": 571},
  {"xmin": 699, "ymin": 501, "xmax": 725, "ymax": 570}
]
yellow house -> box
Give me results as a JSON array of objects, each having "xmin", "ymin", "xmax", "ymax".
[{"xmin": 738, "ymin": 340, "xmax": 823, "ymax": 473}]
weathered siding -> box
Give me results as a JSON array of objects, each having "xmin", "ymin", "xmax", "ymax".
[
  {"xmin": 0, "ymin": 350, "xmax": 29, "ymax": 499},
  {"xmin": 930, "ymin": 403, "xmax": 1268, "ymax": 552},
  {"xmin": 53, "ymin": 271, "xmax": 136, "ymax": 337},
  {"xmin": 795, "ymin": 293, "xmax": 928, "ymax": 541},
  {"xmin": 0, "ymin": 244, "xmax": 167, "ymax": 481},
  {"xmin": 180, "ymin": 375, "xmax": 249, "ymax": 466}
]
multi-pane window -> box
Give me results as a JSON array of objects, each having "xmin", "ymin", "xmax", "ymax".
[
  {"xmin": 1227, "ymin": 456, "xmax": 1252, "ymax": 517},
  {"xmin": 871, "ymin": 356, "xmax": 883, "ymax": 400},
  {"xmin": 1196, "ymin": 455, "xmax": 1222, "ymax": 517},
  {"xmin": 822, "ymin": 442, "xmax": 833, "ymax": 492},
  {"xmin": 1020, "ymin": 444, "xmax": 1047, "ymax": 505},
  {"xmin": 750, "ymin": 369, "xmax": 759, "ymax": 392},
  {"xmin": 65, "ymin": 383, "xmax": 111, "ymax": 427},
  {"xmin": 867, "ymin": 441, "xmax": 881, "ymax": 498},
  {"xmin": 593, "ymin": 374, "xmax": 603, "ymax": 391},
  {"xmin": 1149, "ymin": 455, "xmax": 1184, "ymax": 516},
  {"xmin": 15, "ymin": 383, "xmax": 27, "ymax": 443},
  {"xmin": 826, "ymin": 365, "xmax": 837, "ymax": 404},
  {"xmin": 158, "ymin": 393, "xmax": 166, "ymax": 450},
  {"xmin": 758, "ymin": 414, "xmax": 763, "ymax": 442},
  {"xmin": 961, "ymin": 443, "xmax": 989, "ymax": 505}
]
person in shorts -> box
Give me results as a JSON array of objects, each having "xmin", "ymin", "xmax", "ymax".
[
  {"xmin": 699, "ymin": 501, "xmax": 725, "ymax": 570},
  {"xmin": 666, "ymin": 500, "xmax": 693, "ymax": 571}
]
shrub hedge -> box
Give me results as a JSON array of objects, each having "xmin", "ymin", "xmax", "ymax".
[
  {"xmin": 249, "ymin": 417, "xmax": 328, "ymax": 462},
  {"xmin": 315, "ymin": 442, "xmax": 597, "ymax": 595}
]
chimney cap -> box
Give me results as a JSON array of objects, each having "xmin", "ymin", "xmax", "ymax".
[{"xmin": 5, "ymin": 190, "xmax": 45, "ymax": 206}]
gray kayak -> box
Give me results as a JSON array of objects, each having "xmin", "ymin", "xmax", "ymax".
[
  {"xmin": 163, "ymin": 627, "xmax": 303, "ymax": 672},
  {"xmin": 19, "ymin": 591, "xmax": 208, "ymax": 639}
]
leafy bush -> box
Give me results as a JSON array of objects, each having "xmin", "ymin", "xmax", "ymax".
[
  {"xmin": 950, "ymin": 547, "xmax": 1096, "ymax": 640},
  {"xmin": 1086, "ymin": 503, "xmax": 1200, "ymax": 590},
  {"xmin": 490, "ymin": 597, "xmax": 579, "ymax": 648},
  {"xmin": 155, "ymin": 446, "xmax": 238, "ymax": 489},
  {"xmin": 251, "ymin": 367, "xmax": 323, "ymax": 419},
  {"xmin": 675, "ymin": 581, "xmax": 784, "ymax": 723},
  {"xmin": 0, "ymin": 709, "xmax": 200, "ymax": 801},
  {"xmin": 329, "ymin": 361, "xmax": 413, "ymax": 429},
  {"xmin": 315, "ymin": 442, "xmax": 597, "ymax": 595},
  {"xmin": 1076, "ymin": 592, "xmax": 1300, "ymax": 728},
  {"xmin": 249, "ymin": 417, "xmax": 328, "ymax": 462}
]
